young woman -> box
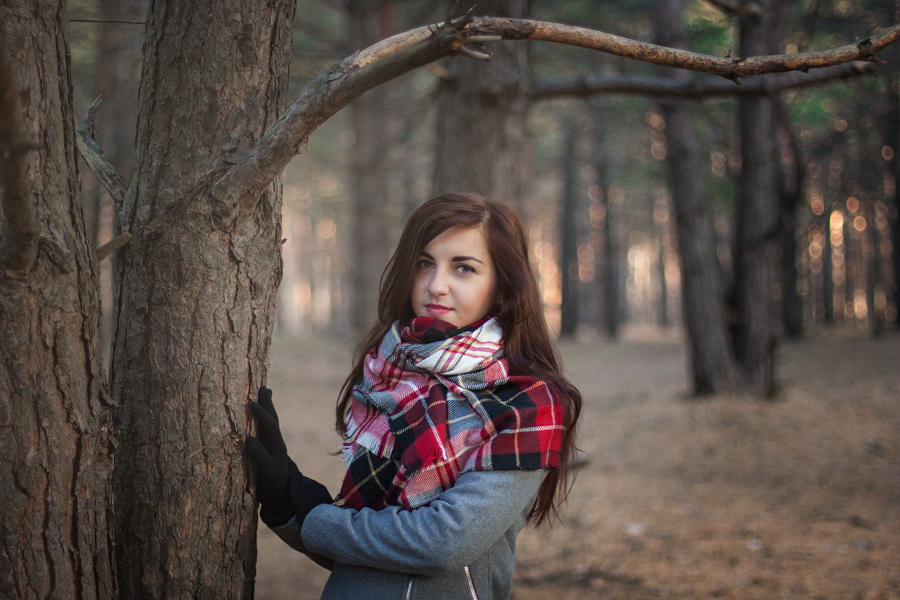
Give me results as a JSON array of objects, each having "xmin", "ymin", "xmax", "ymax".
[{"xmin": 248, "ymin": 193, "xmax": 582, "ymax": 599}]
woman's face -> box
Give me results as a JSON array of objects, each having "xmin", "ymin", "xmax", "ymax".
[{"xmin": 411, "ymin": 226, "xmax": 497, "ymax": 328}]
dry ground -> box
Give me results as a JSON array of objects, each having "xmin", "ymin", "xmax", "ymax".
[{"xmin": 255, "ymin": 326, "xmax": 900, "ymax": 600}]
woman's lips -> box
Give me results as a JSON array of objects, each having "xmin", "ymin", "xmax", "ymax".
[{"xmin": 425, "ymin": 304, "xmax": 451, "ymax": 315}]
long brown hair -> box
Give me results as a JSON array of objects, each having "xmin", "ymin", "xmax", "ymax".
[{"xmin": 336, "ymin": 193, "xmax": 582, "ymax": 526}]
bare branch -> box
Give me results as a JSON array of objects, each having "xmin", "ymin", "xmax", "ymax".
[
  {"xmin": 209, "ymin": 23, "xmax": 468, "ymax": 217},
  {"xmin": 75, "ymin": 97, "xmax": 128, "ymax": 205},
  {"xmin": 457, "ymin": 45, "xmax": 492, "ymax": 60},
  {"xmin": 471, "ymin": 17, "xmax": 900, "ymax": 78},
  {"xmin": 216, "ymin": 16, "xmax": 900, "ymax": 216},
  {"xmin": 0, "ymin": 27, "xmax": 39, "ymax": 278},
  {"xmin": 96, "ymin": 232, "xmax": 132, "ymax": 261},
  {"xmin": 532, "ymin": 62, "xmax": 877, "ymax": 100}
]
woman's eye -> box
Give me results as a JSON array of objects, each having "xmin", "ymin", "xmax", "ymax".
[
  {"xmin": 457, "ymin": 264, "xmax": 476, "ymax": 274},
  {"xmin": 417, "ymin": 259, "xmax": 434, "ymax": 270}
]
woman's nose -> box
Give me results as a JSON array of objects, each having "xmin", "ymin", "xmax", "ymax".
[{"xmin": 427, "ymin": 268, "xmax": 449, "ymax": 295}]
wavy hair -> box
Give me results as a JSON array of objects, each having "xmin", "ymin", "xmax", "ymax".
[{"xmin": 336, "ymin": 193, "xmax": 581, "ymax": 526}]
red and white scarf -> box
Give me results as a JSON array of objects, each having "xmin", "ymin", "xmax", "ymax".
[{"xmin": 335, "ymin": 316, "xmax": 564, "ymax": 511}]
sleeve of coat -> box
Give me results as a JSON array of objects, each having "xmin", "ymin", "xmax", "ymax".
[{"xmin": 299, "ymin": 468, "xmax": 545, "ymax": 576}]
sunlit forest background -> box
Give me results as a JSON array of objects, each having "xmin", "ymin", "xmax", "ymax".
[{"xmin": 66, "ymin": 0, "xmax": 897, "ymax": 347}]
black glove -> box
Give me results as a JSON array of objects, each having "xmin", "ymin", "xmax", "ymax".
[
  {"xmin": 246, "ymin": 387, "xmax": 332, "ymax": 529},
  {"xmin": 287, "ymin": 459, "xmax": 333, "ymax": 530}
]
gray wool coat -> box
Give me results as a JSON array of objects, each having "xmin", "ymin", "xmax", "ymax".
[{"xmin": 270, "ymin": 468, "xmax": 545, "ymax": 600}]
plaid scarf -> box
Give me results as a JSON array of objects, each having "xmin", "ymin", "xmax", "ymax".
[{"xmin": 334, "ymin": 316, "xmax": 564, "ymax": 511}]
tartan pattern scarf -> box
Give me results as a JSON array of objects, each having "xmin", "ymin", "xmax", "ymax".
[{"xmin": 334, "ymin": 316, "xmax": 564, "ymax": 511}]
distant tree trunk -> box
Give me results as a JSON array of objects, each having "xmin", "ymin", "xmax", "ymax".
[
  {"xmin": 0, "ymin": 3, "xmax": 116, "ymax": 598},
  {"xmin": 654, "ymin": 0, "xmax": 739, "ymax": 393},
  {"xmin": 845, "ymin": 205, "xmax": 855, "ymax": 318},
  {"xmin": 559, "ymin": 122, "xmax": 580, "ymax": 337},
  {"xmin": 84, "ymin": 0, "xmax": 143, "ymax": 245},
  {"xmin": 432, "ymin": 0, "xmax": 531, "ymax": 205},
  {"xmin": 95, "ymin": 0, "xmax": 142, "ymax": 185},
  {"xmin": 884, "ymin": 42, "xmax": 900, "ymax": 328},
  {"xmin": 109, "ymin": 1, "xmax": 295, "ymax": 598},
  {"xmin": 590, "ymin": 106, "xmax": 620, "ymax": 338},
  {"xmin": 731, "ymin": 1, "xmax": 779, "ymax": 396},
  {"xmin": 867, "ymin": 199, "xmax": 886, "ymax": 335},
  {"xmin": 778, "ymin": 181, "xmax": 803, "ymax": 336},
  {"xmin": 94, "ymin": 0, "xmax": 145, "ymax": 352},
  {"xmin": 349, "ymin": 0, "xmax": 393, "ymax": 332},
  {"xmin": 823, "ymin": 213, "xmax": 835, "ymax": 324},
  {"xmin": 773, "ymin": 100, "xmax": 805, "ymax": 337},
  {"xmin": 657, "ymin": 225, "xmax": 670, "ymax": 327}
]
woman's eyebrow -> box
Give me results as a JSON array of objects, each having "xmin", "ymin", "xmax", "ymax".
[
  {"xmin": 453, "ymin": 255, "xmax": 484, "ymax": 264},
  {"xmin": 419, "ymin": 251, "xmax": 484, "ymax": 264}
]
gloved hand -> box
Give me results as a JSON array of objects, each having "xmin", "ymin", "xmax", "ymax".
[
  {"xmin": 247, "ymin": 387, "xmax": 293, "ymax": 526},
  {"xmin": 246, "ymin": 387, "xmax": 333, "ymax": 529}
]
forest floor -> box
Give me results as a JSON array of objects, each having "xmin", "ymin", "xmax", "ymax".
[{"xmin": 255, "ymin": 325, "xmax": 900, "ymax": 600}]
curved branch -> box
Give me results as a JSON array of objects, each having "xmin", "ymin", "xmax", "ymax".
[
  {"xmin": 532, "ymin": 62, "xmax": 877, "ymax": 100},
  {"xmin": 0, "ymin": 27, "xmax": 39, "ymax": 278},
  {"xmin": 218, "ymin": 16, "xmax": 900, "ymax": 213},
  {"xmin": 209, "ymin": 24, "xmax": 467, "ymax": 215},
  {"xmin": 472, "ymin": 17, "xmax": 899, "ymax": 79}
]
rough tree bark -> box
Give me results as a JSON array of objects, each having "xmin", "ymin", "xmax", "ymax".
[
  {"xmin": 731, "ymin": 0, "xmax": 779, "ymax": 396},
  {"xmin": 0, "ymin": 3, "xmax": 116, "ymax": 598},
  {"xmin": 653, "ymin": 0, "xmax": 740, "ymax": 393},
  {"xmin": 108, "ymin": 1, "xmax": 295, "ymax": 598},
  {"xmin": 432, "ymin": 0, "xmax": 532, "ymax": 205},
  {"xmin": 349, "ymin": 0, "xmax": 393, "ymax": 332}
]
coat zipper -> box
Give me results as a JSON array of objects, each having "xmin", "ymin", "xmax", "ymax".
[
  {"xmin": 404, "ymin": 577, "xmax": 413, "ymax": 600},
  {"xmin": 463, "ymin": 565, "xmax": 479, "ymax": 600}
]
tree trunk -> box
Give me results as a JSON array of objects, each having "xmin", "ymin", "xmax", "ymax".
[
  {"xmin": 823, "ymin": 214, "xmax": 835, "ymax": 324},
  {"xmin": 657, "ymin": 222, "xmax": 670, "ymax": 328},
  {"xmin": 845, "ymin": 205, "xmax": 855, "ymax": 319},
  {"xmin": 349, "ymin": 0, "xmax": 393, "ymax": 333},
  {"xmin": 654, "ymin": 0, "xmax": 740, "ymax": 393},
  {"xmin": 732, "ymin": 1, "xmax": 779, "ymax": 396},
  {"xmin": 0, "ymin": 3, "xmax": 116, "ymax": 598},
  {"xmin": 432, "ymin": 0, "xmax": 531, "ymax": 205},
  {"xmin": 884, "ymin": 37, "xmax": 900, "ymax": 328},
  {"xmin": 866, "ymin": 200, "xmax": 886, "ymax": 335},
  {"xmin": 590, "ymin": 106, "xmax": 620, "ymax": 339},
  {"xmin": 773, "ymin": 99, "xmax": 805, "ymax": 337},
  {"xmin": 94, "ymin": 0, "xmax": 146, "ymax": 354},
  {"xmin": 109, "ymin": 1, "xmax": 295, "ymax": 598},
  {"xmin": 95, "ymin": 0, "xmax": 143, "ymax": 185},
  {"xmin": 778, "ymin": 185, "xmax": 803, "ymax": 337},
  {"xmin": 559, "ymin": 122, "xmax": 580, "ymax": 337}
]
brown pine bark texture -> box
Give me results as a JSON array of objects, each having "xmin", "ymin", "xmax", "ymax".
[
  {"xmin": 0, "ymin": 2, "xmax": 116, "ymax": 598},
  {"xmin": 108, "ymin": 1, "xmax": 295, "ymax": 598}
]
